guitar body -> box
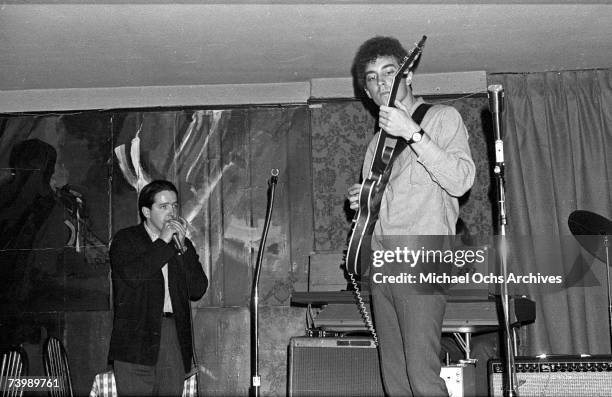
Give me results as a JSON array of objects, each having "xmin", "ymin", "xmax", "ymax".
[
  {"xmin": 344, "ymin": 36, "xmax": 427, "ymax": 276},
  {"xmin": 345, "ymin": 138, "xmax": 397, "ymax": 275}
]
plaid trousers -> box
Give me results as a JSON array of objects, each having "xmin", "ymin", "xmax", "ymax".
[{"xmin": 90, "ymin": 370, "xmax": 197, "ymax": 397}]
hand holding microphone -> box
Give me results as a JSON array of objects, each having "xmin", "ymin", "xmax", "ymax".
[
  {"xmin": 161, "ymin": 216, "xmax": 188, "ymax": 253},
  {"xmin": 171, "ymin": 216, "xmax": 188, "ymax": 253},
  {"xmin": 172, "ymin": 233, "xmax": 184, "ymax": 253}
]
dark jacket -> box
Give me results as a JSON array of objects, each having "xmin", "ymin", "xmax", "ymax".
[{"xmin": 108, "ymin": 223, "xmax": 208, "ymax": 372}]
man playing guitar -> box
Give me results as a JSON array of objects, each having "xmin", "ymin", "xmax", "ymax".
[{"xmin": 348, "ymin": 36, "xmax": 475, "ymax": 396}]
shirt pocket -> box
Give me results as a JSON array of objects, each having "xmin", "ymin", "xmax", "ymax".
[{"xmin": 408, "ymin": 160, "xmax": 432, "ymax": 186}]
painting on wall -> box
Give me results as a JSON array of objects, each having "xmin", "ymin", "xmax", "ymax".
[
  {"xmin": 108, "ymin": 106, "xmax": 311, "ymax": 396},
  {"xmin": 0, "ymin": 114, "xmax": 112, "ymax": 345},
  {"xmin": 110, "ymin": 106, "xmax": 311, "ymax": 307}
]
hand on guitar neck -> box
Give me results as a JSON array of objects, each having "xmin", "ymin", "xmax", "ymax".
[
  {"xmin": 378, "ymin": 100, "xmax": 422, "ymax": 142},
  {"xmin": 347, "ymin": 184, "xmax": 361, "ymax": 211}
]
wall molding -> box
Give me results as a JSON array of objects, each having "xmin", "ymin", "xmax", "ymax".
[{"xmin": 0, "ymin": 71, "xmax": 486, "ymax": 113}]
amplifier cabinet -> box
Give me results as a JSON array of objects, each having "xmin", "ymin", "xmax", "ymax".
[
  {"xmin": 288, "ymin": 336, "xmax": 469, "ymax": 397},
  {"xmin": 489, "ymin": 356, "xmax": 612, "ymax": 397}
]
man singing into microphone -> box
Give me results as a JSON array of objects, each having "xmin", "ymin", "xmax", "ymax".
[{"xmin": 108, "ymin": 180, "xmax": 208, "ymax": 396}]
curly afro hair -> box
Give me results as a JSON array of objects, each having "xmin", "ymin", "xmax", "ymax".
[{"xmin": 352, "ymin": 36, "xmax": 408, "ymax": 92}]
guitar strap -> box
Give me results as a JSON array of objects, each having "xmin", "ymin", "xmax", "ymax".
[{"xmin": 412, "ymin": 102, "xmax": 433, "ymax": 130}]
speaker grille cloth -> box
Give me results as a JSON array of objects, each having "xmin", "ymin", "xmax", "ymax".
[
  {"xmin": 489, "ymin": 358, "xmax": 612, "ymax": 397},
  {"xmin": 290, "ymin": 346, "xmax": 383, "ymax": 396}
]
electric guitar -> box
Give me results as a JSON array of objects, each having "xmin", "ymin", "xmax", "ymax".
[{"xmin": 345, "ymin": 36, "xmax": 427, "ymax": 276}]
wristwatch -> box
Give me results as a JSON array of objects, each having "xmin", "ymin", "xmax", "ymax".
[{"xmin": 410, "ymin": 129, "xmax": 425, "ymax": 143}]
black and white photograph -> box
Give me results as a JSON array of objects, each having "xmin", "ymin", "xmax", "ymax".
[{"xmin": 1, "ymin": 2, "xmax": 611, "ymax": 396}]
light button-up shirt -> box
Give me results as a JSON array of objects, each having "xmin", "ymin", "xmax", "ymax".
[{"xmin": 143, "ymin": 222, "xmax": 173, "ymax": 314}]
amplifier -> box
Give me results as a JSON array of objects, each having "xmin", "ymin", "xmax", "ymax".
[
  {"xmin": 489, "ymin": 356, "xmax": 612, "ymax": 397},
  {"xmin": 288, "ymin": 336, "xmax": 471, "ymax": 397}
]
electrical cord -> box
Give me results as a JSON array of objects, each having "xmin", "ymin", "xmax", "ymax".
[{"xmin": 348, "ymin": 272, "xmax": 378, "ymax": 346}]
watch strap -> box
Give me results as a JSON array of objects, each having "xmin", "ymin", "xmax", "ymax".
[
  {"xmin": 408, "ymin": 103, "xmax": 432, "ymax": 144},
  {"xmin": 387, "ymin": 103, "xmax": 433, "ymax": 161}
]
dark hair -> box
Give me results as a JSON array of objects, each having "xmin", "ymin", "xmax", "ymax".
[
  {"xmin": 138, "ymin": 180, "xmax": 178, "ymax": 222},
  {"xmin": 352, "ymin": 36, "xmax": 409, "ymax": 92},
  {"xmin": 10, "ymin": 139, "xmax": 57, "ymax": 183}
]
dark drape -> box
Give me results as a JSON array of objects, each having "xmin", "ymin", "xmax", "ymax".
[{"xmin": 489, "ymin": 70, "xmax": 612, "ymax": 355}]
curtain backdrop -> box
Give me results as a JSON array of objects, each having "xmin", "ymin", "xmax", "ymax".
[{"xmin": 490, "ymin": 70, "xmax": 612, "ymax": 355}]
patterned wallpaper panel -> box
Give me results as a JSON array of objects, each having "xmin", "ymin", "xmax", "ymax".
[
  {"xmin": 310, "ymin": 101, "xmax": 375, "ymax": 252},
  {"xmin": 454, "ymin": 96, "xmax": 495, "ymax": 241},
  {"xmin": 310, "ymin": 96, "xmax": 494, "ymax": 253}
]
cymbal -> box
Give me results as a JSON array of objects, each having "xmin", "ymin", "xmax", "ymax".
[{"xmin": 568, "ymin": 210, "xmax": 612, "ymax": 263}]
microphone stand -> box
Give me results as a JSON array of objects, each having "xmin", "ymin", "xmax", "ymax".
[
  {"xmin": 495, "ymin": 164, "xmax": 518, "ymax": 397},
  {"xmin": 489, "ymin": 84, "xmax": 518, "ymax": 397},
  {"xmin": 604, "ymin": 235, "xmax": 612, "ymax": 351},
  {"xmin": 250, "ymin": 169, "xmax": 279, "ymax": 397}
]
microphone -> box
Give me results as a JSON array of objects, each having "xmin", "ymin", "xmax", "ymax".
[
  {"xmin": 172, "ymin": 233, "xmax": 184, "ymax": 253},
  {"xmin": 487, "ymin": 84, "xmax": 505, "ymax": 164}
]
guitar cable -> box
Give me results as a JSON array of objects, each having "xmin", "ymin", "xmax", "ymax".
[{"xmin": 348, "ymin": 272, "xmax": 379, "ymax": 346}]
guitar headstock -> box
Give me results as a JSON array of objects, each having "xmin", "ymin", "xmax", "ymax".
[
  {"xmin": 387, "ymin": 35, "xmax": 427, "ymax": 106},
  {"xmin": 399, "ymin": 35, "xmax": 427, "ymax": 76}
]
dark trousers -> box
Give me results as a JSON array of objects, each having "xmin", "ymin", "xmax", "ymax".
[
  {"xmin": 114, "ymin": 316, "xmax": 185, "ymax": 396},
  {"xmin": 371, "ymin": 272, "xmax": 449, "ymax": 396}
]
